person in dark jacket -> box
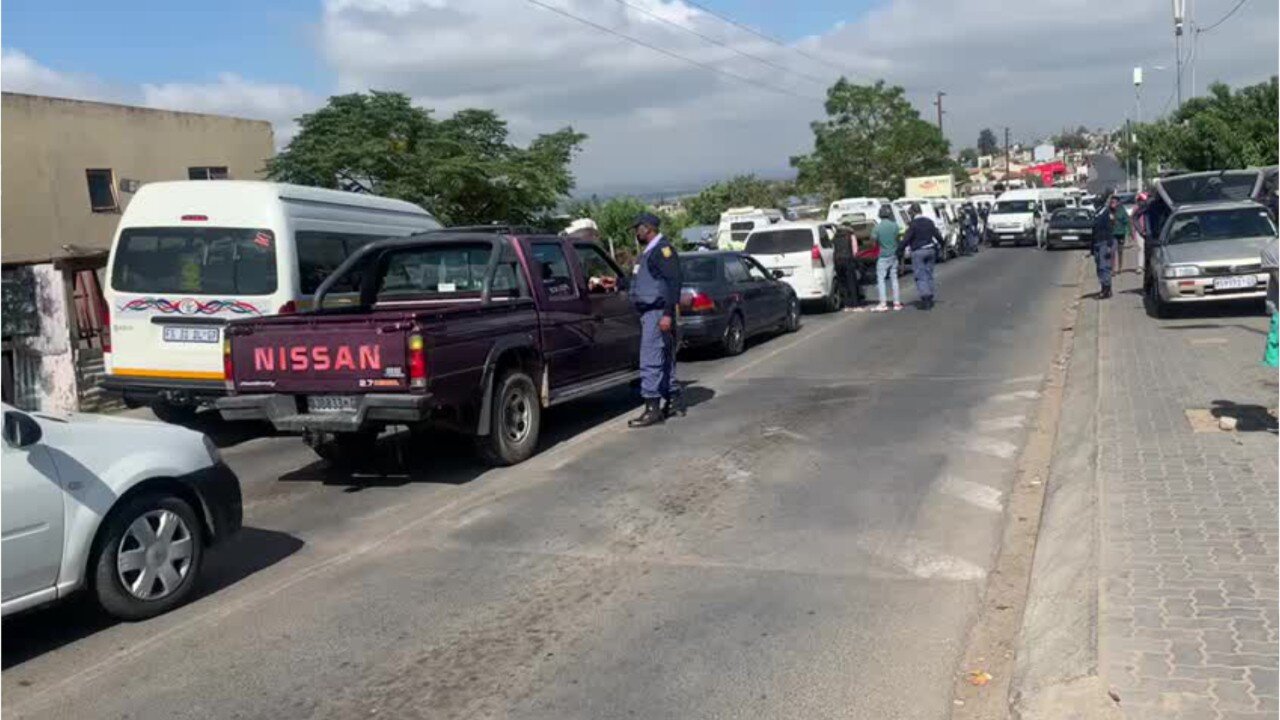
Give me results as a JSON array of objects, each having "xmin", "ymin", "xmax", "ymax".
[
  {"xmin": 902, "ymin": 204, "xmax": 944, "ymax": 310},
  {"xmin": 628, "ymin": 212, "xmax": 683, "ymax": 427},
  {"xmin": 832, "ymin": 223, "xmax": 863, "ymax": 308},
  {"xmin": 1091, "ymin": 195, "xmax": 1117, "ymax": 299}
]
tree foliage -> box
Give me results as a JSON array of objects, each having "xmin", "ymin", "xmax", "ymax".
[
  {"xmin": 266, "ymin": 91, "xmax": 587, "ymax": 226},
  {"xmin": 563, "ymin": 196, "xmax": 691, "ymax": 261},
  {"xmin": 1052, "ymin": 126, "xmax": 1090, "ymax": 151},
  {"xmin": 1129, "ymin": 78, "xmax": 1278, "ymax": 172},
  {"xmin": 791, "ymin": 79, "xmax": 952, "ymax": 199},
  {"xmin": 977, "ymin": 128, "xmax": 999, "ymax": 156},
  {"xmin": 683, "ymin": 175, "xmax": 792, "ymax": 225},
  {"xmin": 957, "ymin": 147, "xmax": 979, "ymax": 166}
]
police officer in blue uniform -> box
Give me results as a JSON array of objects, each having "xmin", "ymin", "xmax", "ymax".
[
  {"xmin": 628, "ymin": 212, "xmax": 683, "ymax": 428},
  {"xmin": 1092, "ymin": 192, "xmax": 1117, "ymax": 299}
]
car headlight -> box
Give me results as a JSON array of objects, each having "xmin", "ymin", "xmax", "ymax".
[
  {"xmin": 202, "ymin": 434, "xmax": 223, "ymax": 465},
  {"xmin": 1163, "ymin": 265, "xmax": 1201, "ymax": 279}
]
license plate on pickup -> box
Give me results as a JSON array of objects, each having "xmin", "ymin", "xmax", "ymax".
[
  {"xmin": 162, "ymin": 326, "xmax": 220, "ymax": 344},
  {"xmin": 1213, "ymin": 275, "xmax": 1258, "ymax": 291},
  {"xmin": 307, "ymin": 395, "xmax": 358, "ymax": 414},
  {"xmin": 1061, "ymin": 235, "xmax": 1079, "ymax": 241}
]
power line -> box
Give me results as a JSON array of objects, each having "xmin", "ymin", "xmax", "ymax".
[
  {"xmin": 522, "ymin": 0, "xmax": 822, "ymax": 102},
  {"xmin": 1198, "ymin": 0, "xmax": 1248, "ymax": 33},
  {"xmin": 608, "ymin": 0, "xmax": 830, "ymax": 86}
]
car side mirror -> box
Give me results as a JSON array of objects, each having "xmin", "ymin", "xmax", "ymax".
[
  {"xmin": 772, "ymin": 269, "xmax": 785, "ymax": 279},
  {"xmin": 3, "ymin": 410, "xmax": 42, "ymax": 449}
]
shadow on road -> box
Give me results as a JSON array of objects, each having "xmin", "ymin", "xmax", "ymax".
[
  {"xmin": 1210, "ymin": 400, "xmax": 1279, "ymax": 433},
  {"xmin": 276, "ymin": 383, "xmax": 716, "ymax": 491},
  {"xmin": 1, "ymin": 526, "xmax": 302, "ymax": 669}
]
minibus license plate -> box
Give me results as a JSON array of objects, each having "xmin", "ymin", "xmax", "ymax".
[{"xmin": 162, "ymin": 326, "xmax": 220, "ymax": 344}]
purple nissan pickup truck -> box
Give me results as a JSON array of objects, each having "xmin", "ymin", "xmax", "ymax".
[{"xmin": 217, "ymin": 232, "xmax": 641, "ymax": 466}]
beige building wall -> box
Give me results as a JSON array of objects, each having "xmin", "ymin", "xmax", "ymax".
[{"xmin": 2, "ymin": 93, "xmax": 274, "ymax": 265}]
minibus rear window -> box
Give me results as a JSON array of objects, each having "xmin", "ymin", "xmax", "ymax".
[{"xmin": 112, "ymin": 227, "xmax": 278, "ymax": 295}]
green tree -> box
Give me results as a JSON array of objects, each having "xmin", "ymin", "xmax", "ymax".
[
  {"xmin": 978, "ymin": 128, "xmax": 999, "ymax": 156},
  {"xmin": 790, "ymin": 79, "xmax": 953, "ymax": 199},
  {"xmin": 266, "ymin": 91, "xmax": 587, "ymax": 226},
  {"xmin": 1052, "ymin": 127, "xmax": 1089, "ymax": 151},
  {"xmin": 684, "ymin": 174, "xmax": 789, "ymax": 225},
  {"xmin": 1128, "ymin": 78, "xmax": 1278, "ymax": 172},
  {"xmin": 957, "ymin": 147, "xmax": 979, "ymax": 166}
]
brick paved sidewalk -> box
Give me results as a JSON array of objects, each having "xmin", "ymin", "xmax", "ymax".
[{"xmin": 1096, "ymin": 269, "xmax": 1278, "ymax": 720}]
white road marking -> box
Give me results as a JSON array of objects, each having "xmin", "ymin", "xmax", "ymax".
[
  {"xmin": 937, "ymin": 476, "xmax": 1005, "ymax": 512},
  {"xmin": 975, "ymin": 415, "xmax": 1027, "ymax": 432},
  {"xmin": 1002, "ymin": 374, "xmax": 1044, "ymax": 385},
  {"xmin": 859, "ymin": 536, "xmax": 987, "ymax": 582},
  {"xmin": 988, "ymin": 389, "xmax": 1041, "ymax": 402},
  {"xmin": 967, "ymin": 437, "xmax": 1020, "ymax": 459},
  {"xmin": 723, "ymin": 314, "xmax": 855, "ymax": 380},
  {"xmin": 762, "ymin": 426, "xmax": 809, "ymax": 442},
  {"xmin": 717, "ymin": 458, "xmax": 752, "ymax": 482}
]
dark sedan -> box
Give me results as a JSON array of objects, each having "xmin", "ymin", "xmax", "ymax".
[
  {"xmin": 1043, "ymin": 207, "xmax": 1096, "ymax": 249},
  {"xmin": 678, "ymin": 251, "xmax": 800, "ymax": 355}
]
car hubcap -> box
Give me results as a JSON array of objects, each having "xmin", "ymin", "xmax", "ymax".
[
  {"xmin": 503, "ymin": 389, "xmax": 531, "ymax": 444},
  {"xmin": 729, "ymin": 321, "xmax": 743, "ymax": 350},
  {"xmin": 116, "ymin": 509, "xmax": 193, "ymax": 601}
]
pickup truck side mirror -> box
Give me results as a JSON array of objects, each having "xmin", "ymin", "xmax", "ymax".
[{"xmin": 3, "ymin": 410, "xmax": 42, "ymax": 449}]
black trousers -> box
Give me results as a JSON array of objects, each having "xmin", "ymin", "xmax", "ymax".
[{"xmin": 837, "ymin": 259, "xmax": 862, "ymax": 306}]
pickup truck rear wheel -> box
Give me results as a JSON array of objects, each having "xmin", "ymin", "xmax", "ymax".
[{"xmin": 477, "ymin": 370, "xmax": 541, "ymax": 466}]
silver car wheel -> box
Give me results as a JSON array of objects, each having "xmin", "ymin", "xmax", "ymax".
[
  {"xmin": 502, "ymin": 389, "xmax": 532, "ymax": 445},
  {"xmin": 116, "ymin": 509, "xmax": 195, "ymax": 601}
]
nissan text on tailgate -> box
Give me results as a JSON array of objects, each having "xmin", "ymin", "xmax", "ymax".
[{"xmin": 217, "ymin": 232, "xmax": 641, "ymax": 466}]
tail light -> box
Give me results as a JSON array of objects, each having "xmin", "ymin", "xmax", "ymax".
[
  {"xmin": 277, "ymin": 300, "xmax": 297, "ymax": 315},
  {"xmin": 408, "ymin": 334, "xmax": 427, "ymax": 388},
  {"xmin": 811, "ymin": 245, "xmax": 825, "ymax": 269},
  {"xmin": 681, "ymin": 290, "xmax": 715, "ymax": 313},
  {"xmin": 222, "ymin": 338, "xmax": 235, "ymax": 391}
]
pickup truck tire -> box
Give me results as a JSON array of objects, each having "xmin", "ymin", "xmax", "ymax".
[
  {"xmin": 91, "ymin": 492, "xmax": 204, "ymax": 621},
  {"xmin": 477, "ymin": 370, "xmax": 541, "ymax": 466},
  {"xmin": 312, "ymin": 431, "xmax": 378, "ymax": 468}
]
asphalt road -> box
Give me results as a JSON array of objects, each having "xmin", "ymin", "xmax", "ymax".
[{"xmin": 3, "ymin": 246, "xmax": 1083, "ymax": 720}]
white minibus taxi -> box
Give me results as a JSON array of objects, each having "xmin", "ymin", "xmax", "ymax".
[{"xmin": 102, "ymin": 181, "xmax": 441, "ymax": 421}]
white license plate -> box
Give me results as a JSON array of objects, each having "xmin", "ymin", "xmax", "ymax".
[
  {"xmin": 1061, "ymin": 235, "xmax": 1079, "ymax": 241},
  {"xmin": 307, "ymin": 395, "xmax": 358, "ymax": 413},
  {"xmin": 162, "ymin": 326, "xmax": 220, "ymax": 344},
  {"xmin": 1213, "ymin": 276, "xmax": 1258, "ymax": 291}
]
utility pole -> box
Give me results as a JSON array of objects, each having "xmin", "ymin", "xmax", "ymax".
[
  {"xmin": 1134, "ymin": 67, "xmax": 1144, "ymax": 190},
  {"xmin": 1173, "ymin": 0, "xmax": 1185, "ymax": 109},
  {"xmin": 933, "ymin": 91, "xmax": 946, "ymax": 133},
  {"xmin": 1003, "ymin": 126, "xmax": 1011, "ymax": 186}
]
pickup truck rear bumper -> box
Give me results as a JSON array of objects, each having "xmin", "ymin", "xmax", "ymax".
[{"xmin": 217, "ymin": 393, "xmax": 433, "ymax": 433}]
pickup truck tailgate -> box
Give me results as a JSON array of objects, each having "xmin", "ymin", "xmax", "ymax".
[{"xmin": 229, "ymin": 318, "xmax": 412, "ymax": 394}]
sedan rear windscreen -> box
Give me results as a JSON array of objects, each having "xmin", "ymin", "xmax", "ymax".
[
  {"xmin": 680, "ymin": 257, "xmax": 719, "ymax": 283},
  {"xmin": 745, "ymin": 230, "xmax": 813, "ymax": 255}
]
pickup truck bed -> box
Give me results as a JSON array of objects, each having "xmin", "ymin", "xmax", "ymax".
[{"xmin": 218, "ymin": 232, "xmax": 642, "ymax": 466}]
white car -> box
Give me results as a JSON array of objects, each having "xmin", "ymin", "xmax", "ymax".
[
  {"xmin": 745, "ymin": 221, "xmax": 843, "ymax": 312},
  {"xmin": 1, "ymin": 404, "xmax": 242, "ymax": 620}
]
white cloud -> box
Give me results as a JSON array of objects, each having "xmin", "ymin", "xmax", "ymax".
[
  {"xmin": 142, "ymin": 75, "xmax": 320, "ymax": 143},
  {"xmin": 1, "ymin": 49, "xmax": 125, "ymax": 102}
]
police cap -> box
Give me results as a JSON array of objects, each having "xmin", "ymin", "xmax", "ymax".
[{"xmin": 630, "ymin": 212, "xmax": 662, "ymax": 230}]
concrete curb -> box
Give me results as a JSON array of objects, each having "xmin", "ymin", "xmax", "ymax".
[{"xmin": 1009, "ymin": 272, "xmax": 1122, "ymax": 719}]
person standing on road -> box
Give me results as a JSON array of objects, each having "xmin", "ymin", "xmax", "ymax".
[
  {"xmin": 628, "ymin": 212, "xmax": 683, "ymax": 428},
  {"xmin": 833, "ymin": 223, "xmax": 864, "ymax": 310},
  {"xmin": 869, "ymin": 205, "xmax": 903, "ymax": 312},
  {"xmin": 902, "ymin": 203, "xmax": 944, "ymax": 310},
  {"xmin": 1091, "ymin": 194, "xmax": 1117, "ymax": 299},
  {"xmin": 1111, "ymin": 196, "xmax": 1131, "ymax": 273}
]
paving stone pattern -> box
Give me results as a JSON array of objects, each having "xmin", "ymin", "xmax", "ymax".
[{"xmin": 1096, "ymin": 271, "xmax": 1278, "ymax": 720}]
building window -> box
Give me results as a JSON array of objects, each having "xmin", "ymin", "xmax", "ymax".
[
  {"xmin": 188, "ymin": 166, "xmax": 229, "ymax": 180},
  {"xmin": 86, "ymin": 169, "xmax": 119, "ymax": 213}
]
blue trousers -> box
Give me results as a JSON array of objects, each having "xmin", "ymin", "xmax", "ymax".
[
  {"xmin": 911, "ymin": 246, "xmax": 937, "ymax": 299},
  {"xmin": 1093, "ymin": 241, "xmax": 1113, "ymax": 288},
  {"xmin": 639, "ymin": 309, "xmax": 676, "ymax": 399}
]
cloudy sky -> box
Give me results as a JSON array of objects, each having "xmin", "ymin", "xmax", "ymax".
[{"xmin": 4, "ymin": 0, "xmax": 1277, "ymax": 194}]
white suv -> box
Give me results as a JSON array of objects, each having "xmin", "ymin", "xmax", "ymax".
[
  {"xmin": 745, "ymin": 221, "xmax": 843, "ymax": 311},
  {"xmin": 1, "ymin": 404, "xmax": 242, "ymax": 620}
]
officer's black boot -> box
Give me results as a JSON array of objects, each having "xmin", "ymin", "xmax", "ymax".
[
  {"xmin": 628, "ymin": 399, "xmax": 665, "ymax": 428},
  {"xmin": 662, "ymin": 392, "xmax": 686, "ymax": 419}
]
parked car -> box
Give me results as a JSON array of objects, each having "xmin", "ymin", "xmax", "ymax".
[
  {"xmin": 677, "ymin": 252, "xmax": 800, "ymax": 355},
  {"xmin": 1042, "ymin": 207, "xmax": 1096, "ymax": 250},
  {"xmin": 218, "ymin": 232, "xmax": 642, "ymax": 467},
  {"xmin": 743, "ymin": 221, "xmax": 843, "ymax": 312},
  {"xmin": 102, "ymin": 181, "xmax": 441, "ymax": 424},
  {"xmin": 1144, "ymin": 201, "xmax": 1276, "ymax": 318},
  {"xmin": 1, "ymin": 403, "xmax": 241, "ymax": 620}
]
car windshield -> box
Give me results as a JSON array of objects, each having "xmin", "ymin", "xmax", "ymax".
[
  {"xmin": 111, "ymin": 227, "xmax": 278, "ymax": 295},
  {"xmin": 680, "ymin": 256, "xmax": 719, "ymax": 283},
  {"xmin": 993, "ymin": 201, "xmax": 1036, "ymax": 214},
  {"xmin": 1051, "ymin": 209, "xmax": 1094, "ymax": 224},
  {"xmin": 745, "ymin": 229, "xmax": 813, "ymax": 255},
  {"xmin": 1165, "ymin": 207, "xmax": 1277, "ymax": 245}
]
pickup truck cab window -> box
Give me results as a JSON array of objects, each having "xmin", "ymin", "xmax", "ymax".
[
  {"xmin": 376, "ymin": 243, "xmax": 492, "ymax": 302},
  {"xmin": 573, "ymin": 243, "xmax": 625, "ymax": 295},
  {"xmin": 530, "ymin": 242, "xmax": 578, "ymax": 299}
]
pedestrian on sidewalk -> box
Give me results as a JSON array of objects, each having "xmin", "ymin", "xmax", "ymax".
[
  {"xmin": 902, "ymin": 203, "xmax": 943, "ymax": 310},
  {"xmin": 1091, "ymin": 194, "xmax": 1117, "ymax": 299},
  {"xmin": 868, "ymin": 205, "xmax": 903, "ymax": 312},
  {"xmin": 1111, "ymin": 195, "xmax": 1131, "ymax": 273},
  {"xmin": 627, "ymin": 212, "xmax": 683, "ymax": 427}
]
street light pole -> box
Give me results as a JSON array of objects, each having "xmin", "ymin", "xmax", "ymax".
[
  {"xmin": 1134, "ymin": 66, "xmax": 1144, "ymax": 190},
  {"xmin": 1173, "ymin": 0, "xmax": 1185, "ymax": 109}
]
